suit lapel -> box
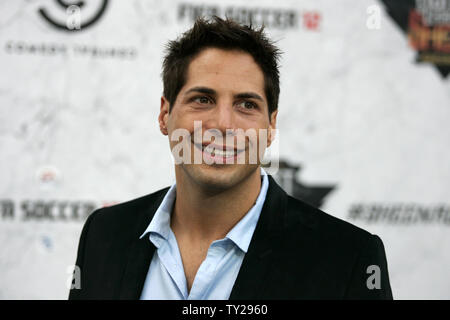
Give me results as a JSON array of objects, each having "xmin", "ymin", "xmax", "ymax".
[
  {"xmin": 118, "ymin": 189, "xmax": 168, "ymax": 299},
  {"xmin": 229, "ymin": 176, "xmax": 288, "ymax": 299}
]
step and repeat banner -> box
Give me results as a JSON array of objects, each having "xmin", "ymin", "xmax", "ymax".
[{"xmin": 0, "ymin": 0, "xmax": 449, "ymax": 299}]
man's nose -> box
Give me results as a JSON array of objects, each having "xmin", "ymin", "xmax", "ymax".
[{"xmin": 206, "ymin": 100, "xmax": 235, "ymax": 134}]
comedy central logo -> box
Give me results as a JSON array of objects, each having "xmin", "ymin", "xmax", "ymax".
[{"xmin": 38, "ymin": 0, "xmax": 109, "ymax": 32}]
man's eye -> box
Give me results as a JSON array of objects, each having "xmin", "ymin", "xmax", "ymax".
[
  {"xmin": 236, "ymin": 101, "xmax": 257, "ymax": 110},
  {"xmin": 194, "ymin": 96, "xmax": 212, "ymax": 104}
]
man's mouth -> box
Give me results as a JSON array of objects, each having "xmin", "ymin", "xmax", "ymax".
[{"xmin": 193, "ymin": 142, "xmax": 245, "ymax": 163}]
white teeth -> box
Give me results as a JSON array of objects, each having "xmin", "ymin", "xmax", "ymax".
[
  {"xmin": 214, "ymin": 149, "xmax": 235, "ymax": 157},
  {"xmin": 203, "ymin": 147, "xmax": 235, "ymax": 157}
]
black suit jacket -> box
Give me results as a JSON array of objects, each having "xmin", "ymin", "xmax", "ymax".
[{"xmin": 68, "ymin": 176, "xmax": 393, "ymax": 300}]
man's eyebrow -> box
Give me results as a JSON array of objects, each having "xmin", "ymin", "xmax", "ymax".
[
  {"xmin": 235, "ymin": 92, "xmax": 264, "ymax": 102},
  {"xmin": 185, "ymin": 87, "xmax": 264, "ymax": 102},
  {"xmin": 185, "ymin": 86, "xmax": 216, "ymax": 96}
]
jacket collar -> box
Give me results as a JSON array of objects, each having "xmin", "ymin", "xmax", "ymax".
[
  {"xmin": 229, "ymin": 175, "xmax": 288, "ymax": 299},
  {"xmin": 118, "ymin": 188, "xmax": 168, "ymax": 299}
]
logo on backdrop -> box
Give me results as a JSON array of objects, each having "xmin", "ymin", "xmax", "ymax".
[
  {"xmin": 39, "ymin": 0, "xmax": 109, "ymax": 32},
  {"xmin": 381, "ymin": 0, "xmax": 450, "ymax": 78},
  {"xmin": 0, "ymin": 199, "xmax": 118, "ymax": 222},
  {"xmin": 267, "ymin": 159, "xmax": 450, "ymax": 225},
  {"xmin": 177, "ymin": 3, "xmax": 322, "ymax": 31},
  {"xmin": 4, "ymin": 0, "xmax": 136, "ymax": 59},
  {"xmin": 267, "ymin": 159, "xmax": 336, "ymax": 208},
  {"xmin": 348, "ymin": 203, "xmax": 450, "ymax": 225}
]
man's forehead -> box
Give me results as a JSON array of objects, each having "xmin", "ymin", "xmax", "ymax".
[
  {"xmin": 190, "ymin": 48, "xmax": 260, "ymax": 73},
  {"xmin": 183, "ymin": 48, "xmax": 266, "ymax": 96}
]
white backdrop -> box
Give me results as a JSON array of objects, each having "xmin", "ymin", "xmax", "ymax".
[{"xmin": 0, "ymin": 0, "xmax": 449, "ymax": 299}]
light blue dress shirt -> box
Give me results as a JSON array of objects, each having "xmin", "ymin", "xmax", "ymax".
[{"xmin": 139, "ymin": 168, "xmax": 269, "ymax": 300}]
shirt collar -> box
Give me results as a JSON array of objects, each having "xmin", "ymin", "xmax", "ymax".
[
  {"xmin": 139, "ymin": 183, "xmax": 176, "ymax": 241},
  {"xmin": 139, "ymin": 168, "xmax": 269, "ymax": 254}
]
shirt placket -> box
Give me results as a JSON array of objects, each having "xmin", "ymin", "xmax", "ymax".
[
  {"xmin": 187, "ymin": 241, "xmax": 227, "ymax": 300},
  {"xmin": 152, "ymin": 233, "xmax": 188, "ymax": 299}
]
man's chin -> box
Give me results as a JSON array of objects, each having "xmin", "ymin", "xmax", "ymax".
[{"xmin": 180, "ymin": 163, "xmax": 258, "ymax": 192}]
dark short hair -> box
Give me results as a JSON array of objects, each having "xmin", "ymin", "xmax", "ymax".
[{"xmin": 162, "ymin": 16, "xmax": 281, "ymax": 117}]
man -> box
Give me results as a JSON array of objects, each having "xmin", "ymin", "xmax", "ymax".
[{"xmin": 69, "ymin": 17, "xmax": 393, "ymax": 300}]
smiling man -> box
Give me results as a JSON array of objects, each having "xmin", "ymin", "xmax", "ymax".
[{"xmin": 69, "ymin": 17, "xmax": 393, "ymax": 300}]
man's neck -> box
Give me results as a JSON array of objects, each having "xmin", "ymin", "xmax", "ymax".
[{"xmin": 170, "ymin": 167, "xmax": 262, "ymax": 244}]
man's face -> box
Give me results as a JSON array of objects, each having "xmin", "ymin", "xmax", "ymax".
[{"xmin": 159, "ymin": 47, "xmax": 277, "ymax": 191}]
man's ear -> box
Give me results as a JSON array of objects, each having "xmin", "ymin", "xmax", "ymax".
[
  {"xmin": 267, "ymin": 110, "xmax": 278, "ymax": 147},
  {"xmin": 159, "ymin": 96, "xmax": 170, "ymax": 136}
]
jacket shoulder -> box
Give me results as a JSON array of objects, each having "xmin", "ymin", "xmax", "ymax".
[
  {"xmin": 86, "ymin": 187, "xmax": 170, "ymax": 238},
  {"xmin": 95, "ymin": 187, "xmax": 169, "ymax": 218},
  {"xmin": 285, "ymin": 195, "xmax": 373, "ymax": 245},
  {"xmin": 269, "ymin": 195, "xmax": 392, "ymax": 299}
]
